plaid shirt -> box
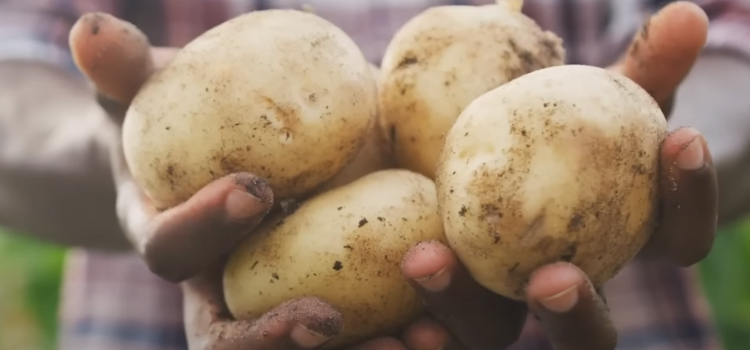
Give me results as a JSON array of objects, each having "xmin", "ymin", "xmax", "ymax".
[{"xmin": 1, "ymin": 0, "xmax": 749, "ymax": 349}]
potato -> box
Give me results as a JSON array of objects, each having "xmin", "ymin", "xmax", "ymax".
[
  {"xmin": 315, "ymin": 64, "xmax": 394, "ymax": 193},
  {"xmin": 122, "ymin": 10, "xmax": 377, "ymax": 209},
  {"xmin": 436, "ymin": 65, "xmax": 667, "ymax": 301},
  {"xmin": 223, "ymin": 169, "xmax": 444, "ymax": 348},
  {"xmin": 318, "ymin": 122, "xmax": 392, "ymax": 192},
  {"xmin": 379, "ymin": 0, "xmax": 564, "ymax": 179}
]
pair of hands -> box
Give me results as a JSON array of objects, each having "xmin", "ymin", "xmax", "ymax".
[{"xmin": 68, "ymin": 2, "xmax": 718, "ymax": 349}]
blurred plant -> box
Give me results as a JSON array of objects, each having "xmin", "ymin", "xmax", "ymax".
[
  {"xmin": 0, "ymin": 230, "xmax": 66, "ymax": 350},
  {"xmin": 699, "ymin": 218, "xmax": 750, "ymax": 350}
]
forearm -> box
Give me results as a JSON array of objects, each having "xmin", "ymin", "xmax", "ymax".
[
  {"xmin": 669, "ymin": 51, "xmax": 750, "ymax": 227},
  {"xmin": 0, "ymin": 59, "xmax": 131, "ymax": 251}
]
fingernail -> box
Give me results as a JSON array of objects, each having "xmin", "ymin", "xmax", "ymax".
[
  {"xmin": 676, "ymin": 135, "xmax": 705, "ymax": 170},
  {"xmin": 291, "ymin": 323, "xmax": 332, "ymax": 349},
  {"xmin": 225, "ymin": 190, "xmax": 264, "ymax": 220},
  {"xmin": 233, "ymin": 174, "xmax": 273, "ymax": 204},
  {"xmin": 539, "ymin": 285, "xmax": 579, "ymax": 313},
  {"xmin": 415, "ymin": 267, "xmax": 452, "ymax": 292}
]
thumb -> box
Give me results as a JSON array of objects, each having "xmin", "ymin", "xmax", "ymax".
[
  {"xmin": 69, "ymin": 12, "xmax": 179, "ymax": 120},
  {"xmin": 609, "ymin": 1, "xmax": 708, "ymax": 114},
  {"xmin": 69, "ymin": 12, "xmax": 179, "ymax": 185},
  {"xmin": 69, "ymin": 13, "xmax": 182, "ymax": 243}
]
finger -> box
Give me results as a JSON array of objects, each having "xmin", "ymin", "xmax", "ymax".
[
  {"xmin": 69, "ymin": 13, "xmax": 178, "ymax": 120},
  {"xmin": 120, "ymin": 173, "xmax": 274, "ymax": 282},
  {"xmin": 645, "ymin": 127, "xmax": 717, "ymax": 266},
  {"xmin": 526, "ymin": 263, "xmax": 617, "ymax": 350},
  {"xmin": 610, "ymin": 1, "xmax": 708, "ymax": 113},
  {"xmin": 401, "ymin": 241, "xmax": 527, "ymax": 349},
  {"xmin": 402, "ymin": 317, "xmax": 452, "ymax": 350},
  {"xmin": 219, "ymin": 298, "xmax": 342, "ymax": 350},
  {"xmin": 348, "ymin": 338, "xmax": 408, "ymax": 350},
  {"xmin": 69, "ymin": 12, "xmax": 153, "ymax": 105},
  {"xmin": 184, "ymin": 278, "xmax": 344, "ymax": 350}
]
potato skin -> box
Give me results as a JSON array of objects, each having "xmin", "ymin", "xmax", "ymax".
[
  {"xmin": 436, "ymin": 65, "xmax": 667, "ymax": 301},
  {"xmin": 223, "ymin": 169, "xmax": 445, "ymax": 348},
  {"xmin": 379, "ymin": 4, "xmax": 564, "ymax": 179},
  {"xmin": 314, "ymin": 64, "xmax": 394, "ymax": 193},
  {"xmin": 314, "ymin": 115, "xmax": 394, "ymax": 193},
  {"xmin": 123, "ymin": 10, "xmax": 377, "ymax": 209}
]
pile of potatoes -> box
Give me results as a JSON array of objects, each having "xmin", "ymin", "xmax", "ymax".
[{"xmin": 120, "ymin": 0, "xmax": 666, "ymax": 347}]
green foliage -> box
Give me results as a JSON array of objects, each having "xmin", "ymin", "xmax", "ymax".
[
  {"xmin": 699, "ymin": 219, "xmax": 750, "ymax": 350},
  {"xmin": 0, "ymin": 230, "xmax": 66, "ymax": 350}
]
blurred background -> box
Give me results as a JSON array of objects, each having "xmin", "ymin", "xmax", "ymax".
[
  {"xmin": 1, "ymin": 223, "xmax": 749, "ymax": 349},
  {"xmin": 0, "ymin": 229, "xmax": 66, "ymax": 350}
]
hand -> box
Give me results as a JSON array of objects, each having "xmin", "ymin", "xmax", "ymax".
[
  {"xmin": 68, "ymin": 12, "xmax": 462, "ymax": 350},
  {"xmin": 399, "ymin": 2, "xmax": 718, "ymax": 350},
  {"xmin": 181, "ymin": 258, "xmax": 458, "ymax": 350},
  {"xmin": 179, "ymin": 260, "xmax": 342, "ymax": 350},
  {"xmin": 69, "ymin": 13, "xmax": 275, "ymax": 283}
]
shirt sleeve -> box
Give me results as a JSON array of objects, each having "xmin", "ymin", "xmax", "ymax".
[{"xmin": 0, "ymin": 2, "xmax": 132, "ymax": 251}]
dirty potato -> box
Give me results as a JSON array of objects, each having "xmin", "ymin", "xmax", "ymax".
[
  {"xmin": 315, "ymin": 64, "xmax": 394, "ymax": 193},
  {"xmin": 436, "ymin": 65, "xmax": 667, "ymax": 300},
  {"xmin": 122, "ymin": 10, "xmax": 377, "ymax": 209},
  {"xmin": 223, "ymin": 169, "xmax": 445, "ymax": 348},
  {"xmin": 379, "ymin": 0, "xmax": 564, "ymax": 179}
]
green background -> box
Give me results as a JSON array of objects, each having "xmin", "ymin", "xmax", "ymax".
[
  {"xmin": 0, "ymin": 231, "xmax": 66, "ymax": 350},
  {"xmin": 0, "ymin": 224, "xmax": 748, "ymax": 350}
]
